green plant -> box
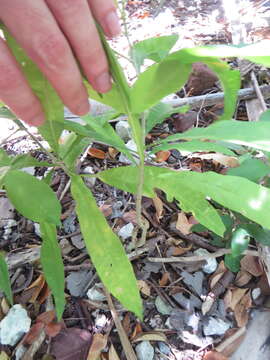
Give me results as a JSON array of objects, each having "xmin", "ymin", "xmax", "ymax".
[{"xmin": 1, "ymin": 25, "xmax": 270, "ymax": 319}]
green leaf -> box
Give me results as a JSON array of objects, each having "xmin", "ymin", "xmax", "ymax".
[
  {"xmin": 60, "ymin": 133, "xmax": 90, "ymax": 170},
  {"xmin": 259, "ymin": 109, "xmax": 270, "ymax": 122},
  {"xmin": 4, "ymin": 170, "xmax": 61, "ymax": 225},
  {"xmin": 227, "ymin": 157, "xmax": 270, "ymax": 183},
  {"xmin": 3, "ymin": 27, "xmax": 64, "ymax": 152},
  {"xmin": 131, "ymin": 60, "xmax": 192, "ymax": 113},
  {"xmin": 0, "ymin": 150, "xmax": 52, "ymax": 169},
  {"xmin": 71, "ymin": 175, "xmax": 142, "ymax": 318},
  {"xmin": 0, "ymin": 253, "xmax": 13, "ymax": 306},
  {"xmin": 0, "ymin": 107, "xmax": 17, "ymax": 120},
  {"xmin": 231, "ymin": 228, "xmax": 250, "ymax": 257},
  {"xmin": 130, "ymin": 35, "xmax": 179, "ymax": 72},
  {"xmin": 151, "ymin": 140, "xmax": 235, "ymax": 156},
  {"xmin": 224, "ymin": 254, "xmax": 241, "ymax": 272},
  {"xmin": 98, "ymin": 166, "xmax": 270, "ymax": 233},
  {"xmin": 40, "ymin": 222, "xmax": 65, "ymax": 320},
  {"xmin": 98, "ymin": 166, "xmax": 225, "ymax": 236},
  {"xmin": 240, "ymin": 224, "xmax": 270, "ymax": 246},
  {"xmin": 161, "ymin": 120, "xmax": 270, "ymax": 152}
]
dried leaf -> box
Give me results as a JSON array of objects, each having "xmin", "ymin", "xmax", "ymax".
[
  {"xmin": 122, "ymin": 313, "xmax": 131, "ymax": 335},
  {"xmin": 217, "ymin": 327, "xmax": 246, "ymax": 357},
  {"xmin": 37, "ymin": 310, "xmax": 56, "ymax": 325},
  {"xmin": 155, "ymin": 150, "xmax": 171, "ymax": 163},
  {"xmin": 176, "ymin": 212, "xmax": 192, "ymax": 235},
  {"xmin": 234, "ymin": 291, "xmax": 252, "ymax": 327},
  {"xmin": 196, "ymin": 153, "xmax": 239, "ymax": 168},
  {"xmin": 45, "ymin": 322, "xmax": 62, "ymax": 338},
  {"xmin": 99, "ymin": 204, "xmax": 113, "ymax": 218},
  {"xmin": 132, "ymin": 331, "xmax": 167, "ymax": 343},
  {"xmin": 87, "ymin": 333, "xmax": 107, "ymax": 360},
  {"xmin": 0, "ymin": 352, "xmax": 9, "ymax": 360},
  {"xmin": 202, "ymin": 292, "xmax": 215, "ymax": 315},
  {"xmin": 137, "ymin": 280, "xmax": 151, "ymax": 297},
  {"xmin": 152, "ymin": 196, "xmax": 163, "ymax": 221},
  {"xmin": 108, "ymin": 147, "xmax": 119, "ymax": 159},
  {"xmin": 23, "ymin": 322, "xmax": 44, "ymax": 345},
  {"xmin": 122, "ymin": 210, "xmax": 137, "ymax": 225},
  {"xmin": 209, "ymin": 261, "xmax": 227, "ymax": 289},
  {"xmin": 131, "ymin": 323, "xmax": 142, "ymax": 340},
  {"xmin": 88, "ymin": 148, "xmax": 106, "ymax": 159},
  {"xmin": 159, "ymin": 272, "xmax": 170, "ymax": 287},
  {"xmin": 109, "ymin": 344, "xmax": 120, "ymax": 360},
  {"xmin": 203, "ymin": 351, "xmax": 228, "ymax": 360},
  {"xmin": 27, "ymin": 274, "xmax": 46, "ymax": 303},
  {"xmin": 224, "ymin": 288, "xmax": 248, "ymax": 311},
  {"xmin": 51, "ymin": 328, "xmax": 92, "ymax": 360},
  {"xmin": 234, "ymin": 270, "xmax": 252, "ymax": 287},
  {"xmin": 240, "ymin": 255, "xmax": 263, "ymax": 277},
  {"xmin": 172, "ymin": 245, "xmax": 192, "ymax": 256}
]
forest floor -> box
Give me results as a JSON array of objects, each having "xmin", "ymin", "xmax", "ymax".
[{"xmin": 1, "ymin": 1, "xmax": 270, "ymax": 360}]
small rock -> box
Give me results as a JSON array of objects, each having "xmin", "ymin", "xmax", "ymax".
[
  {"xmin": 194, "ymin": 249, "xmax": 218, "ymax": 274},
  {"xmin": 158, "ymin": 342, "xmax": 171, "ymax": 356},
  {"xmin": 252, "ymin": 288, "xmax": 261, "ymax": 301},
  {"xmin": 34, "ymin": 223, "xmax": 41, "ymax": 237},
  {"xmin": 119, "ymin": 140, "xmax": 138, "ymax": 164},
  {"xmin": 155, "ymin": 296, "xmax": 173, "ymax": 315},
  {"xmin": 63, "ymin": 214, "xmax": 77, "ymax": 234},
  {"xmin": 115, "ymin": 121, "xmax": 132, "ymax": 142},
  {"xmin": 87, "ymin": 283, "xmax": 106, "ymax": 302},
  {"xmin": 0, "ymin": 197, "xmax": 14, "ymax": 219},
  {"xmin": 71, "ymin": 234, "xmax": 85, "ymax": 250},
  {"xmin": 172, "ymin": 292, "xmax": 202, "ymax": 310},
  {"xmin": 0, "ymin": 304, "xmax": 31, "ymax": 346},
  {"xmin": 181, "ymin": 271, "xmax": 204, "ymax": 296},
  {"xmin": 135, "ymin": 341, "xmax": 154, "ymax": 360},
  {"xmin": 60, "ymin": 238, "xmax": 73, "ymax": 255},
  {"xmin": 203, "ymin": 317, "xmax": 231, "ymax": 336},
  {"xmin": 118, "ymin": 223, "xmax": 134, "ymax": 240},
  {"xmin": 66, "ymin": 271, "xmax": 92, "ymax": 297},
  {"xmin": 83, "ymin": 166, "xmax": 96, "ymax": 188}
]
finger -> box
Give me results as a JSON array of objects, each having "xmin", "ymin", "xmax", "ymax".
[
  {"xmin": 88, "ymin": 0, "xmax": 121, "ymax": 38},
  {"xmin": 45, "ymin": 0, "xmax": 111, "ymax": 93},
  {"xmin": 0, "ymin": 38, "xmax": 45, "ymax": 126},
  {"xmin": 0, "ymin": 0, "xmax": 90, "ymax": 116}
]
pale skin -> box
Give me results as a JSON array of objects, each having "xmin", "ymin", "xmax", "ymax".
[{"xmin": 0, "ymin": 0, "xmax": 121, "ymax": 126}]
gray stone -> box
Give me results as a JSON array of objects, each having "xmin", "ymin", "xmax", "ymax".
[
  {"xmin": 203, "ymin": 317, "xmax": 231, "ymax": 336},
  {"xmin": 181, "ymin": 271, "xmax": 204, "ymax": 296},
  {"xmin": 135, "ymin": 341, "xmax": 154, "ymax": 360},
  {"xmin": 71, "ymin": 234, "xmax": 85, "ymax": 250},
  {"xmin": 21, "ymin": 167, "xmax": 35, "ymax": 176},
  {"xmin": 34, "ymin": 223, "xmax": 41, "ymax": 237},
  {"xmin": 158, "ymin": 342, "xmax": 171, "ymax": 356},
  {"xmin": 87, "ymin": 283, "xmax": 106, "ymax": 302},
  {"xmin": 118, "ymin": 223, "xmax": 134, "ymax": 240},
  {"xmin": 194, "ymin": 249, "xmax": 218, "ymax": 274},
  {"xmin": 155, "ymin": 296, "xmax": 173, "ymax": 315},
  {"xmin": 66, "ymin": 271, "xmax": 92, "ymax": 297},
  {"xmin": 0, "ymin": 304, "xmax": 31, "ymax": 346},
  {"xmin": 115, "ymin": 121, "xmax": 132, "ymax": 142},
  {"xmin": 83, "ymin": 166, "xmax": 96, "ymax": 188},
  {"xmin": 0, "ymin": 197, "xmax": 14, "ymax": 219},
  {"xmin": 119, "ymin": 140, "xmax": 138, "ymax": 164},
  {"xmin": 172, "ymin": 292, "xmax": 202, "ymax": 310}
]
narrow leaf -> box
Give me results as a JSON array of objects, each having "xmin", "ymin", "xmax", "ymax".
[
  {"xmin": 151, "ymin": 140, "xmax": 235, "ymax": 156},
  {"xmin": 231, "ymin": 228, "xmax": 250, "ymax": 257},
  {"xmin": 71, "ymin": 175, "xmax": 142, "ymax": 318},
  {"xmin": 130, "ymin": 35, "xmax": 179, "ymax": 72},
  {"xmin": 4, "ymin": 170, "xmax": 61, "ymax": 225},
  {"xmin": 0, "ymin": 253, "xmax": 13, "ymax": 305},
  {"xmin": 40, "ymin": 222, "xmax": 65, "ymax": 320},
  {"xmin": 160, "ymin": 120, "xmax": 270, "ymax": 152},
  {"xmin": 227, "ymin": 157, "xmax": 270, "ymax": 183},
  {"xmin": 3, "ymin": 27, "xmax": 64, "ymax": 152}
]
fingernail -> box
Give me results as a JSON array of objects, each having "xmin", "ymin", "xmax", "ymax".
[
  {"xmin": 105, "ymin": 11, "xmax": 121, "ymax": 37},
  {"xmin": 75, "ymin": 101, "xmax": 90, "ymax": 116},
  {"xmin": 95, "ymin": 73, "xmax": 112, "ymax": 93},
  {"xmin": 30, "ymin": 114, "xmax": 45, "ymax": 127}
]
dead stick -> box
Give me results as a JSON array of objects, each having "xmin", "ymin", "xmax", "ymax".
[{"xmin": 148, "ymin": 249, "xmax": 259, "ymax": 263}]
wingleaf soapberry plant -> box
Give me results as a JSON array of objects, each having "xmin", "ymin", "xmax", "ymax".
[{"xmin": 1, "ymin": 25, "xmax": 270, "ymax": 319}]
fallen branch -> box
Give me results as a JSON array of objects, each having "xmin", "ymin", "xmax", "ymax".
[{"xmin": 148, "ymin": 248, "xmax": 259, "ymax": 263}]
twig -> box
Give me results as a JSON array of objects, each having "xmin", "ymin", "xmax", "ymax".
[
  {"xmin": 216, "ymin": 326, "xmax": 246, "ymax": 353},
  {"xmin": 105, "ymin": 290, "xmax": 137, "ymax": 360},
  {"xmin": 165, "ymin": 85, "xmax": 270, "ymax": 110},
  {"xmin": 170, "ymin": 228, "xmax": 218, "ymax": 252},
  {"xmin": 251, "ymin": 71, "xmax": 267, "ymax": 112},
  {"xmin": 148, "ymin": 248, "xmax": 259, "ymax": 263}
]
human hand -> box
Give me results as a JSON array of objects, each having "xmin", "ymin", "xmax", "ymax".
[{"xmin": 0, "ymin": 0, "xmax": 121, "ymax": 126}]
